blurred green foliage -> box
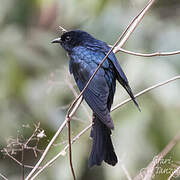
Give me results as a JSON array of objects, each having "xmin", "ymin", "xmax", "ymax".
[{"xmin": 0, "ymin": 0, "xmax": 179, "ymax": 179}]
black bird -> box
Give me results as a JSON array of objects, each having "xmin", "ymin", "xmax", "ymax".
[{"xmin": 52, "ymin": 30, "xmax": 140, "ymax": 167}]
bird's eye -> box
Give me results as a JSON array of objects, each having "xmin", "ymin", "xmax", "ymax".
[{"xmin": 65, "ymin": 36, "xmax": 71, "ymax": 41}]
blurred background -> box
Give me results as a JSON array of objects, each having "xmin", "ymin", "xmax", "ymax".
[{"xmin": 0, "ymin": 0, "xmax": 180, "ymax": 179}]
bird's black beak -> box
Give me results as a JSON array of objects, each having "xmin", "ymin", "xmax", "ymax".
[{"xmin": 51, "ymin": 37, "xmax": 61, "ymax": 44}]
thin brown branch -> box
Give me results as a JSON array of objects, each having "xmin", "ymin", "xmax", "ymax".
[
  {"xmin": 67, "ymin": 119, "xmax": 76, "ymax": 180},
  {"xmin": 30, "ymin": 75, "xmax": 180, "ymax": 179},
  {"xmin": 21, "ymin": 145, "xmax": 24, "ymax": 180},
  {"xmin": 133, "ymin": 132, "xmax": 180, "ymax": 180},
  {"xmin": 114, "ymin": 47, "xmax": 180, "ymax": 57}
]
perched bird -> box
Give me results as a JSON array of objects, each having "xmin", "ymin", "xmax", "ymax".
[{"xmin": 52, "ymin": 30, "xmax": 140, "ymax": 167}]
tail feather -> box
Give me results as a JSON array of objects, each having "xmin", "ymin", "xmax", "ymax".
[{"xmin": 88, "ymin": 116, "xmax": 118, "ymax": 167}]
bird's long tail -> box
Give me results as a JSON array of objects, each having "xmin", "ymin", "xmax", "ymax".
[{"xmin": 88, "ymin": 115, "xmax": 118, "ymax": 167}]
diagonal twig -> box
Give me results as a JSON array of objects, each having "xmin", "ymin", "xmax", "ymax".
[
  {"xmin": 133, "ymin": 132, "xmax": 180, "ymax": 180},
  {"xmin": 25, "ymin": 96, "xmax": 83, "ymax": 180},
  {"xmin": 114, "ymin": 0, "xmax": 155, "ymax": 52},
  {"xmin": 4, "ymin": 149, "xmax": 42, "ymax": 169},
  {"xmin": 24, "ymin": 122, "xmax": 41, "ymax": 147},
  {"xmin": 111, "ymin": 75, "xmax": 180, "ymax": 111},
  {"xmin": 30, "ymin": 124, "xmax": 92, "ymax": 180},
  {"xmin": 114, "ymin": 47, "xmax": 180, "ymax": 57},
  {"xmin": 119, "ymin": 159, "xmax": 132, "ymax": 180},
  {"xmin": 0, "ymin": 173, "xmax": 8, "ymax": 180},
  {"xmin": 21, "ymin": 145, "xmax": 24, "ymax": 180},
  {"xmin": 67, "ymin": 119, "xmax": 76, "ymax": 180},
  {"xmin": 168, "ymin": 165, "xmax": 180, "ymax": 180},
  {"xmin": 59, "ymin": 26, "xmax": 67, "ymax": 33},
  {"xmin": 65, "ymin": 73, "xmax": 91, "ymax": 121}
]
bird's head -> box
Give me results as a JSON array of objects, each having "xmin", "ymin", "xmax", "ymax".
[{"xmin": 52, "ymin": 30, "xmax": 94, "ymax": 52}]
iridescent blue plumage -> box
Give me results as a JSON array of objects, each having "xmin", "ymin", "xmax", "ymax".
[{"xmin": 52, "ymin": 30, "xmax": 140, "ymax": 167}]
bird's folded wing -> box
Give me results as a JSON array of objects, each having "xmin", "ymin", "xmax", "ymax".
[
  {"xmin": 107, "ymin": 51, "xmax": 129, "ymax": 84},
  {"xmin": 76, "ymin": 69, "xmax": 114, "ymax": 129},
  {"xmin": 105, "ymin": 51, "xmax": 141, "ymax": 111}
]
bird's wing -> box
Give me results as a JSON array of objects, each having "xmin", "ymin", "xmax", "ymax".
[
  {"xmin": 107, "ymin": 52, "xmax": 128, "ymax": 83},
  {"xmin": 85, "ymin": 41, "xmax": 128, "ymax": 83},
  {"xmin": 105, "ymin": 50, "xmax": 141, "ymax": 111},
  {"xmin": 85, "ymin": 42, "xmax": 140, "ymax": 111},
  {"xmin": 72, "ymin": 61, "xmax": 114, "ymax": 129}
]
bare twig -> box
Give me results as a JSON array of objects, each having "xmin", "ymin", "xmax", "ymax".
[
  {"xmin": 24, "ymin": 122, "xmax": 41, "ymax": 147},
  {"xmin": 66, "ymin": 95, "xmax": 84, "ymax": 180},
  {"xmin": 65, "ymin": 73, "xmax": 91, "ymax": 121},
  {"xmin": 114, "ymin": 47, "xmax": 180, "ymax": 57},
  {"xmin": 25, "ymin": 120, "xmax": 68, "ymax": 180},
  {"xmin": 0, "ymin": 173, "xmax": 8, "ymax": 180},
  {"xmin": 4, "ymin": 149, "xmax": 42, "ymax": 169},
  {"xmin": 30, "ymin": 124, "xmax": 92, "ymax": 180},
  {"xmin": 58, "ymin": 26, "xmax": 67, "ymax": 33},
  {"xmin": 66, "ymin": 74, "xmax": 90, "ymax": 180},
  {"xmin": 119, "ymin": 159, "xmax": 132, "ymax": 180},
  {"xmin": 67, "ymin": 119, "xmax": 76, "ymax": 180},
  {"xmin": 2, "ymin": 122, "xmax": 44, "ymax": 178},
  {"xmin": 111, "ymin": 75, "xmax": 180, "ymax": 112},
  {"xmin": 21, "ymin": 145, "xmax": 24, "ymax": 180},
  {"xmin": 25, "ymin": 96, "xmax": 83, "ymax": 180},
  {"xmin": 30, "ymin": 75, "xmax": 180, "ymax": 179},
  {"xmin": 114, "ymin": 0, "xmax": 155, "ymax": 52},
  {"xmin": 168, "ymin": 166, "xmax": 180, "ymax": 180},
  {"xmin": 133, "ymin": 132, "xmax": 180, "ymax": 180}
]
